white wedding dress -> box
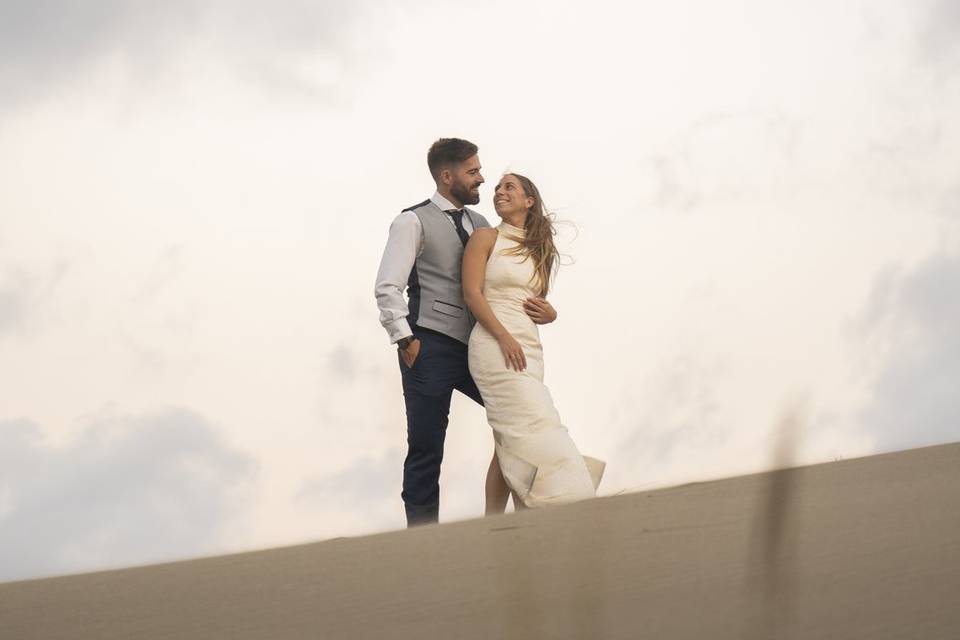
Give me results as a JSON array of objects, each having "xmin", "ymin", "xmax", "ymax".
[{"xmin": 468, "ymin": 222, "xmax": 604, "ymax": 507}]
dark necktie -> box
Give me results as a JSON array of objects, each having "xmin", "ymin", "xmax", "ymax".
[{"xmin": 446, "ymin": 209, "xmax": 470, "ymax": 247}]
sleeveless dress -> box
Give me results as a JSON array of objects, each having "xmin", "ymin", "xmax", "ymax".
[{"xmin": 468, "ymin": 222, "xmax": 604, "ymax": 508}]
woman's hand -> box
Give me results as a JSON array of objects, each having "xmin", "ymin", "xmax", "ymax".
[
  {"xmin": 523, "ymin": 297, "xmax": 557, "ymax": 324},
  {"xmin": 498, "ymin": 333, "xmax": 527, "ymax": 371}
]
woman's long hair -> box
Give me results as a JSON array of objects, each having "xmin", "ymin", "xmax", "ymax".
[{"xmin": 502, "ymin": 173, "xmax": 559, "ymax": 297}]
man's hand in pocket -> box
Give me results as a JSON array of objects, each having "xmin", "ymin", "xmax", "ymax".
[{"xmin": 400, "ymin": 338, "xmax": 421, "ymax": 368}]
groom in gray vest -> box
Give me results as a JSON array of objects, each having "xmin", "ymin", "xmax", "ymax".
[
  {"xmin": 376, "ymin": 138, "xmax": 556, "ymax": 526},
  {"xmin": 375, "ymin": 138, "xmax": 489, "ymax": 526}
]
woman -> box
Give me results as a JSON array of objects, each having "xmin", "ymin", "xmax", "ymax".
[{"xmin": 462, "ymin": 173, "xmax": 604, "ymax": 511}]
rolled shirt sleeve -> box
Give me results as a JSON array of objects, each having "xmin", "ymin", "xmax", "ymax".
[{"xmin": 374, "ymin": 211, "xmax": 422, "ymax": 344}]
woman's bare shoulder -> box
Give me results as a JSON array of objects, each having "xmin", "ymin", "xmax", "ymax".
[{"xmin": 469, "ymin": 227, "xmax": 499, "ymax": 245}]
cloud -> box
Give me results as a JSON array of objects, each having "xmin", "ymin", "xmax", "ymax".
[
  {"xmin": 919, "ymin": 0, "xmax": 960, "ymax": 66},
  {"xmin": 325, "ymin": 344, "xmax": 358, "ymax": 382},
  {"xmin": 0, "ymin": 0, "xmax": 192, "ymax": 108},
  {"xmin": 0, "ymin": 271, "xmax": 29, "ymax": 336},
  {"xmin": 607, "ymin": 353, "xmax": 732, "ymax": 491},
  {"xmin": 0, "ymin": 407, "xmax": 256, "ymax": 582},
  {"xmin": 133, "ymin": 244, "xmax": 183, "ymax": 302},
  {"xmin": 637, "ymin": 110, "xmax": 805, "ymax": 213},
  {"xmin": 938, "ymin": 186, "xmax": 960, "ymax": 221},
  {"xmin": 296, "ymin": 448, "xmax": 404, "ymax": 532},
  {"xmin": 0, "ymin": 0, "xmax": 383, "ymax": 111},
  {"xmin": 859, "ymin": 249, "xmax": 960, "ymax": 451},
  {"xmin": 0, "ymin": 262, "xmax": 67, "ymax": 340}
]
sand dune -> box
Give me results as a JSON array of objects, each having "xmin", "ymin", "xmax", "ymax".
[{"xmin": 2, "ymin": 442, "xmax": 958, "ymax": 639}]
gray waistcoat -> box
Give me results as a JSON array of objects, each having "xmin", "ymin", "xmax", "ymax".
[{"xmin": 405, "ymin": 199, "xmax": 491, "ymax": 344}]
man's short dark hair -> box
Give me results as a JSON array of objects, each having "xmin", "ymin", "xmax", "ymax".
[{"xmin": 427, "ymin": 138, "xmax": 478, "ymax": 181}]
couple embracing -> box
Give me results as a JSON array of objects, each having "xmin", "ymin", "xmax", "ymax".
[{"xmin": 375, "ymin": 137, "xmax": 604, "ymax": 527}]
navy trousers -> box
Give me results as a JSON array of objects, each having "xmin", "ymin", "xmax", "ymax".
[{"xmin": 399, "ymin": 327, "xmax": 483, "ymax": 526}]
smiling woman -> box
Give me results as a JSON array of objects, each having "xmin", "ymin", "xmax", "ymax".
[{"xmin": 463, "ymin": 173, "xmax": 604, "ymax": 511}]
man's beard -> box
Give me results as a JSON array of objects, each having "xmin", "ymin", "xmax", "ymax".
[{"xmin": 451, "ymin": 180, "xmax": 480, "ymax": 205}]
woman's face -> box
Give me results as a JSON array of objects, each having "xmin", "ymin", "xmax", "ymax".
[{"xmin": 493, "ymin": 174, "xmax": 534, "ymax": 218}]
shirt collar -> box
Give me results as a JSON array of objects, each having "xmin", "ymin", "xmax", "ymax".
[{"xmin": 430, "ymin": 191, "xmax": 462, "ymax": 213}]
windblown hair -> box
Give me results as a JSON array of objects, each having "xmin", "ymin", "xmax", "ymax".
[
  {"xmin": 502, "ymin": 173, "xmax": 559, "ymax": 297},
  {"xmin": 427, "ymin": 138, "xmax": 478, "ymax": 181}
]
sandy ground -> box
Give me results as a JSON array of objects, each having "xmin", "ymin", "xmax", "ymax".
[{"xmin": 2, "ymin": 442, "xmax": 958, "ymax": 639}]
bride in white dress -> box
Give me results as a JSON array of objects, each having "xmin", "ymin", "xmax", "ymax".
[{"xmin": 462, "ymin": 173, "xmax": 604, "ymax": 511}]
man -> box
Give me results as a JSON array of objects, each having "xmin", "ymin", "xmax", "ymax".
[{"xmin": 375, "ymin": 138, "xmax": 556, "ymax": 526}]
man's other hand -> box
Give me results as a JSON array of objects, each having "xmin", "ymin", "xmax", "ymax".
[{"xmin": 523, "ymin": 297, "xmax": 557, "ymax": 324}]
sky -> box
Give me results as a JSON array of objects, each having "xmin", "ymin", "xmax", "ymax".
[{"xmin": 1, "ymin": 0, "xmax": 958, "ymax": 582}]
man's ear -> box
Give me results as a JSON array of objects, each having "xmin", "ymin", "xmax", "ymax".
[{"xmin": 439, "ymin": 168, "xmax": 453, "ymax": 186}]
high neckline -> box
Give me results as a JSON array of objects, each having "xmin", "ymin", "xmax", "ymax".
[{"xmin": 499, "ymin": 221, "xmax": 525, "ymax": 235}]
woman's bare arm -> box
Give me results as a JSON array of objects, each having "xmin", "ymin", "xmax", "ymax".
[
  {"xmin": 462, "ymin": 229, "xmax": 507, "ymax": 339},
  {"xmin": 462, "ymin": 229, "xmax": 527, "ymax": 371}
]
